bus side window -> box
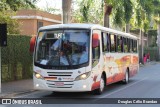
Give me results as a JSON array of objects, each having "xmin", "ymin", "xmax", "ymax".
[
  {"xmin": 124, "ymin": 37, "xmax": 128, "ymax": 52},
  {"xmin": 121, "ymin": 37, "xmax": 124, "ymax": 52},
  {"xmin": 110, "ymin": 34, "xmax": 116, "ymax": 52},
  {"xmin": 92, "ymin": 31, "xmax": 100, "ymax": 67},
  {"xmin": 132, "ymin": 40, "xmax": 134, "ymax": 52},
  {"xmin": 107, "ymin": 33, "xmax": 111, "ymax": 52},
  {"xmin": 133, "ymin": 40, "xmax": 137, "ymax": 53},
  {"xmin": 127, "ymin": 38, "xmax": 130, "ymax": 52},
  {"xmin": 117, "ymin": 36, "xmax": 121, "ymax": 52},
  {"xmin": 114, "ymin": 35, "xmax": 117, "ymax": 52},
  {"xmin": 130, "ymin": 39, "xmax": 133, "ymax": 52},
  {"xmin": 135, "ymin": 40, "xmax": 137, "ymax": 52},
  {"xmin": 102, "ymin": 32, "xmax": 110, "ymax": 52},
  {"xmin": 102, "ymin": 32, "xmax": 107, "ymax": 52}
]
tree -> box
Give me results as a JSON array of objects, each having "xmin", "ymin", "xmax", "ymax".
[
  {"xmin": 130, "ymin": 0, "xmax": 154, "ymax": 63},
  {"xmin": 0, "ymin": 0, "xmax": 37, "ymax": 80},
  {"xmin": 152, "ymin": 0, "xmax": 160, "ymax": 59},
  {"xmin": 0, "ymin": 11, "xmax": 19, "ymax": 34},
  {"xmin": 0, "ymin": 0, "xmax": 38, "ymax": 33},
  {"xmin": 4, "ymin": 0, "xmax": 37, "ymax": 11},
  {"xmin": 62, "ymin": 0, "xmax": 72, "ymax": 24},
  {"xmin": 103, "ymin": 0, "xmax": 112, "ymax": 27},
  {"xmin": 73, "ymin": 0, "xmax": 103, "ymax": 24}
]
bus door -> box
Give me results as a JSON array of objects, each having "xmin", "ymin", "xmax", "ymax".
[{"xmin": 91, "ymin": 30, "xmax": 104, "ymax": 90}]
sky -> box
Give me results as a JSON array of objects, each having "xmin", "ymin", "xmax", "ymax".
[{"xmin": 36, "ymin": 0, "xmax": 62, "ymax": 12}]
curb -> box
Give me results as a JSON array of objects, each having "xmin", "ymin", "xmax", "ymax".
[{"xmin": 0, "ymin": 90, "xmax": 38, "ymax": 98}]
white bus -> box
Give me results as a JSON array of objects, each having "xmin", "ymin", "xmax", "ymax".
[{"xmin": 30, "ymin": 23, "xmax": 139, "ymax": 94}]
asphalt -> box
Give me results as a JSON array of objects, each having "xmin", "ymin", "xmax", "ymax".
[{"xmin": 0, "ymin": 61, "xmax": 158, "ymax": 98}]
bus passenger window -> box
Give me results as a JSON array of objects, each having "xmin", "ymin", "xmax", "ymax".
[
  {"xmin": 135, "ymin": 40, "xmax": 137, "ymax": 52},
  {"xmin": 92, "ymin": 32, "xmax": 100, "ymax": 67},
  {"xmin": 110, "ymin": 34, "xmax": 116, "ymax": 52},
  {"xmin": 102, "ymin": 32, "xmax": 110, "ymax": 52},
  {"xmin": 124, "ymin": 38, "xmax": 128, "ymax": 52},
  {"xmin": 107, "ymin": 34, "xmax": 110, "ymax": 52},
  {"xmin": 133, "ymin": 40, "xmax": 137, "ymax": 53},
  {"xmin": 127, "ymin": 38, "xmax": 130, "ymax": 52},
  {"xmin": 117, "ymin": 36, "xmax": 121, "ymax": 52},
  {"xmin": 121, "ymin": 37, "xmax": 124, "ymax": 52},
  {"xmin": 130, "ymin": 39, "xmax": 133, "ymax": 52}
]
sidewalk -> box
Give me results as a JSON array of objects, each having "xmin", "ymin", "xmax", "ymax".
[
  {"xmin": 139, "ymin": 61, "xmax": 157, "ymax": 67},
  {"xmin": 0, "ymin": 79, "xmax": 36, "ymax": 98}
]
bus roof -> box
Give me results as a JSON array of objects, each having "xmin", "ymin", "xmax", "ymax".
[{"xmin": 39, "ymin": 23, "xmax": 137, "ymax": 39}]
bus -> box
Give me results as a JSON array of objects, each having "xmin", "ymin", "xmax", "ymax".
[{"xmin": 30, "ymin": 23, "xmax": 139, "ymax": 94}]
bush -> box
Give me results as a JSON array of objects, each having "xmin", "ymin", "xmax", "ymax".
[{"xmin": 1, "ymin": 34, "xmax": 33, "ymax": 82}]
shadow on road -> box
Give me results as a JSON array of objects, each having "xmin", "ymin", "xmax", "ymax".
[{"xmin": 42, "ymin": 79, "xmax": 136, "ymax": 98}]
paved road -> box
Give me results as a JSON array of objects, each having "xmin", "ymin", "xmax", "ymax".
[{"xmin": 2, "ymin": 63, "xmax": 160, "ymax": 107}]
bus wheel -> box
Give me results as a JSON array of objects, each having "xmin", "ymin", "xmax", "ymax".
[
  {"xmin": 123, "ymin": 69, "xmax": 129, "ymax": 84},
  {"xmin": 94, "ymin": 75, "xmax": 105, "ymax": 95}
]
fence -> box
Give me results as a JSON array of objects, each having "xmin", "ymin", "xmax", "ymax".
[
  {"xmin": 1, "ymin": 35, "xmax": 33, "ymax": 82},
  {"xmin": 144, "ymin": 47, "xmax": 159, "ymax": 61}
]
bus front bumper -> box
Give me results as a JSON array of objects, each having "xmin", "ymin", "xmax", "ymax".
[{"xmin": 33, "ymin": 76, "xmax": 92, "ymax": 92}]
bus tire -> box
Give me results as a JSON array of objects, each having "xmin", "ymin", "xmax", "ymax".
[
  {"xmin": 122, "ymin": 69, "xmax": 129, "ymax": 84},
  {"xmin": 94, "ymin": 74, "xmax": 105, "ymax": 95}
]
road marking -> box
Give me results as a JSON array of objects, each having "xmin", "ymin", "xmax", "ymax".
[{"xmin": 94, "ymin": 77, "xmax": 148, "ymax": 101}]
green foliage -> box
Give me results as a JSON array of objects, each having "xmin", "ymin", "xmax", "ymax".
[
  {"xmin": 0, "ymin": 10, "xmax": 20, "ymax": 34},
  {"xmin": 73, "ymin": 0, "xmax": 103, "ymax": 24},
  {"xmin": 111, "ymin": 0, "xmax": 133, "ymax": 27},
  {"xmin": 148, "ymin": 30, "xmax": 157, "ymax": 37},
  {"xmin": 0, "ymin": 0, "xmax": 37, "ymax": 11},
  {"xmin": 1, "ymin": 35, "xmax": 33, "ymax": 82},
  {"xmin": 0, "ymin": 0, "xmax": 38, "ymax": 34},
  {"xmin": 153, "ymin": 0, "xmax": 160, "ymax": 24}
]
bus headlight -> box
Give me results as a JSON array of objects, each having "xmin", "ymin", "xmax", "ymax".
[
  {"xmin": 34, "ymin": 72, "xmax": 44, "ymax": 79},
  {"xmin": 75, "ymin": 71, "xmax": 91, "ymax": 81}
]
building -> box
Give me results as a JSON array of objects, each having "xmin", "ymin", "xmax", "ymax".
[{"xmin": 12, "ymin": 9, "xmax": 62, "ymax": 36}]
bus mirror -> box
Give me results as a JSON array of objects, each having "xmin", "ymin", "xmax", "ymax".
[
  {"xmin": 92, "ymin": 33, "xmax": 99, "ymax": 48},
  {"xmin": 30, "ymin": 36, "xmax": 36, "ymax": 53}
]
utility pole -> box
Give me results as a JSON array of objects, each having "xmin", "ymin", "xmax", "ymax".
[
  {"xmin": 0, "ymin": 23, "xmax": 7, "ymax": 93},
  {"xmin": 139, "ymin": 29, "xmax": 144, "ymax": 64},
  {"xmin": 0, "ymin": 47, "xmax": 1, "ymax": 93},
  {"xmin": 157, "ymin": 24, "xmax": 160, "ymax": 60}
]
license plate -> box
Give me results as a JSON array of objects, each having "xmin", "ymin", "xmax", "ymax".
[{"xmin": 55, "ymin": 82, "xmax": 64, "ymax": 86}]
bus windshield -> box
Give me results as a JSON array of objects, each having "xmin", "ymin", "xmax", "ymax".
[{"xmin": 35, "ymin": 29, "xmax": 90, "ymax": 67}]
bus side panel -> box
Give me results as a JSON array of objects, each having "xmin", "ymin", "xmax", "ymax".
[
  {"xmin": 104, "ymin": 53, "xmax": 126, "ymax": 85},
  {"xmin": 129, "ymin": 53, "xmax": 139, "ymax": 77},
  {"xmin": 103, "ymin": 53, "xmax": 138, "ymax": 85}
]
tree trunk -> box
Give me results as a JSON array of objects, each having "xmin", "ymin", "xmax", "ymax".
[
  {"xmin": 104, "ymin": 13, "xmax": 109, "ymax": 28},
  {"xmin": 62, "ymin": 0, "xmax": 72, "ymax": 24},
  {"xmin": 125, "ymin": 24, "xmax": 130, "ymax": 33},
  {"xmin": 103, "ymin": 3, "xmax": 109, "ymax": 27},
  {"xmin": 139, "ymin": 29, "xmax": 144, "ymax": 64}
]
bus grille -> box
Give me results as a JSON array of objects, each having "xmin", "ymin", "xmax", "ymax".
[
  {"xmin": 47, "ymin": 72, "xmax": 73, "ymax": 77},
  {"xmin": 46, "ymin": 81, "xmax": 73, "ymax": 88}
]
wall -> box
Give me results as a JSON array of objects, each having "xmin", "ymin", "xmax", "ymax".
[
  {"xmin": 14, "ymin": 9, "xmax": 62, "ymax": 36},
  {"xmin": 18, "ymin": 19, "xmax": 37, "ymax": 36}
]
